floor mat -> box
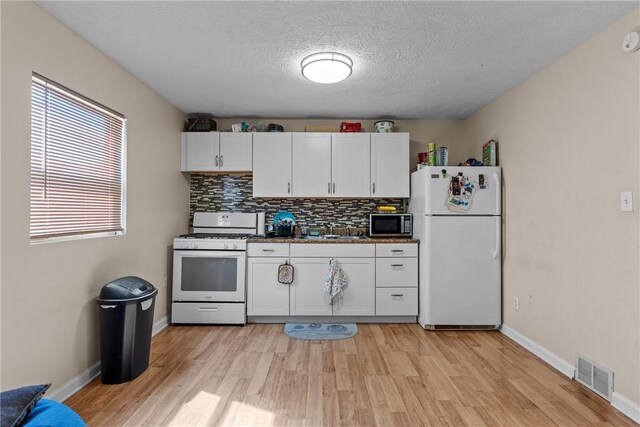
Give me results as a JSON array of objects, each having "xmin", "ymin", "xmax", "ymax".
[{"xmin": 284, "ymin": 323, "xmax": 358, "ymax": 340}]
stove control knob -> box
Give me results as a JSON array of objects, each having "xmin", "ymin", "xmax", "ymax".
[
  {"xmin": 232, "ymin": 243, "xmax": 238, "ymax": 249},
  {"xmin": 224, "ymin": 243, "xmax": 229, "ymax": 249},
  {"xmin": 192, "ymin": 243, "xmax": 199, "ymax": 249}
]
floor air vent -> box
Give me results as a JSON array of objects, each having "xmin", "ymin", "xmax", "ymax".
[{"xmin": 575, "ymin": 353, "xmax": 613, "ymax": 401}]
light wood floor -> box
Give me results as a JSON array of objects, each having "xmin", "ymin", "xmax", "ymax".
[{"xmin": 66, "ymin": 324, "xmax": 634, "ymax": 426}]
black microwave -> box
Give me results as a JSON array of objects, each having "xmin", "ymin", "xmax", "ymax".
[{"xmin": 369, "ymin": 214, "xmax": 413, "ymax": 237}]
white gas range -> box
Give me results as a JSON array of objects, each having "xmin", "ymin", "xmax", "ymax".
[{"xmin": 172, "ymin": 212, "xmax": 264, "ymax": 325}]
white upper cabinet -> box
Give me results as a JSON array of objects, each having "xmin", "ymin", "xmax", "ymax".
[
  {"xmin": 371, "ymin": 133, "xmax": 410, "ymax": 198},
  {"xmin": 181, "ymin": 132, "xmax": 252, "ymax": 172},
  {"xmin": 248, "ymin": 131, "xmax": 409, "ymax": 198},
  {"xmin": 331, "ymin": 133, "xmax": 371, "ymax": 197},
  {"xmin": 219, "ymin": 133, "xmax": 252, "ymax": 171},
  {"xmin": 292, "ymin": 133, "xmax": 332, "ymax": 197},
  {"xmin": 181, "ymin": 132, "xmax": 218, "ymax": 171},
  {"xmin": 253, "ymin": 133, "xmax": 292, "ymax": 197}
]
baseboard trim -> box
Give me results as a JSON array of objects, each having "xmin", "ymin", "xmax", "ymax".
[
  {"xmin": 47, "ymin": 361, "xmax": 101, "ymax": 403},
  {"xmin": 248, "ymin": 315, "xmax": 417, "ymax": 324},
  {"xmin": 501, "ymin": 324, "xmax": 640, "ymax": 425},
  {"xmin": 152, "ymin": 314, "xmax": 170, "ymax": 335},
  {"xmin": 612, "ymin": 392, "xmax": 640, "ymax": 424},
  {"xmin": 48, "ymin": 315, "xmax": 170, "ymax": 403},
  {"xmin": 499, "ymin": 324, "xmax": 575, "ymax": 378}
]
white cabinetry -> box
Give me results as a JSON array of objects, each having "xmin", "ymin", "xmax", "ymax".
[
  {"xmin": 252, "ymin": 133, "xmax": 292, "ymax": 197},
  {"xmin": 247, "ymin": 244, "xmax": 290, "ymax": 315},
  {"xmin": 331, "ymin": 133, "xmax": 371, "ymax": 197},
  {"xmin": 289, "ymin": 243, "xmax": 376, "ymax": 316},
  {"xmin": 253, "ymin": 132, "xmax": 407, "ymax": 198},
  {"xmin": 331, "ymin": 258, "xmax": 375, "ymax": 315},
  {"xmin": 246, "ymin": 242, "xmax": 417, "ymax": 319},
  {"xmin": 219, "ymin": 133, "xmax": 252, "ymax": 171},
  {"xmin": 181, "ymin": 132, "xmax": 218, "ymax": 171},
  {"xmin": 375, "ymin": 243, "xmax": 418, "ymax": 316},
  {"xmin": 371, "ymin": 133, "xmax": 409, "ymax": 198},
  {"xmin": 291, "ymin": 133, "xmax": 370, "ymax": 197},
  {"xmin": 181, "ymin": 132, "xmax": 252, "ymax": 172},
  {"xmin": 292, "ymin": 133, "xmax": 332, "ymax": 197},
  {"xmin": 289, "ymin": 258, "xmax": 334, "ymax": 316}
]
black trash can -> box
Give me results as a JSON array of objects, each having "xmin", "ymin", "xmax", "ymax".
[{"xmin": 97, "ymin": 276, "xmax": 158, "ymax": 384}]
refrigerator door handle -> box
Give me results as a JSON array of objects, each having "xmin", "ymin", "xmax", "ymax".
[
  {"xmin": 492, "ymin": 216, "xmax": 500, "ymax": 259},
  {"xmin": 493, "ymin": 172, "xmax": 501, "ymax": 214}
]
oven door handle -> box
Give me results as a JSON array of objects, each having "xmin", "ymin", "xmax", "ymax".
[{"xmin": 173, "ymin": 250, "xmax": 244, "ymax": 258}]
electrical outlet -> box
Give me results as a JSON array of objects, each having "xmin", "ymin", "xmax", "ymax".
[
  {"xmin": 513, "ymin": 296, "xmax": 519, "ymax": 311},
  {"xmin": 528, "ymin": 290, "xmax": 534, "ymax": 305},
  {"xmin": 621, "ymin": 191, "xmax": 633, "ymax": 212}
]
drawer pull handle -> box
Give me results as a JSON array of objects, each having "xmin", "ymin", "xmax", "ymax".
[
  {"xmin": 391, "ymin": 294, "xmax": 404, "ymax": 298},
  {"xmin": 198, "ymin": 307, "xmax": 219, "ymax": 312},
  {"xmin": 262, "ymin": 249, "xmax": 275, "ymax": 252},
  {"xmin": 390, "ymin": 264, "xmax": 404, "ymax": 268}
]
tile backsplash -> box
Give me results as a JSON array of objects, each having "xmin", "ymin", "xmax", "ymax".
[{"xmin": 190, "ymin": 174, "xmax": 405, "ymax": 229}]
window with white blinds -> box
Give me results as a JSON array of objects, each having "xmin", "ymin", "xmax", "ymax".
[{"xmin": 30, "ymin": 73, "xmax": 126, "ymax": 241}]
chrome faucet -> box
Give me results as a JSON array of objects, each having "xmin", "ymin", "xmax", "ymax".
[
  {"xmin": 328, "ymin": 223, "xmax": 336, "ymax": 235},
  {"xmin": 346, "ymin": 226, "xmax": 351, "ymax": 236}
]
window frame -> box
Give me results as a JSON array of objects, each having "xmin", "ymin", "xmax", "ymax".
[{"xmin": 30, "ymin": 72, "xmax": 127, "ymax": 244}]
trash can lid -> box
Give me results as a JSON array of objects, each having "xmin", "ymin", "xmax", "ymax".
[{"xmin": 98, "ymin": 276, "xmax": 156, "ymax": 301}]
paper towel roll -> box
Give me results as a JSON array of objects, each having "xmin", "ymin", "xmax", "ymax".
[{"xmin": 257, "ymin": 212, "xmax": 266, "ymax": 235}]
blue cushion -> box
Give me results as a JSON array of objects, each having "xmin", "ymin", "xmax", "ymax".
[
  {"xmin": 0, "ymin": 384, "xmax": 50, "ymax": 427},
  {"xmin": 22, "ymin": 399, "xmax": 86, "ymax": 427}
]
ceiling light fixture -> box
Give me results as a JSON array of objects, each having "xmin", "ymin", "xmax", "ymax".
[{"xmin": 301, "ymin": 52, "xmax": 353, "ymax": 84}]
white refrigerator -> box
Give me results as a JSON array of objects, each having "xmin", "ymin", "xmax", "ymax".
[{"xmin": 408, "ymin": 166, "xmax": 502, "ymax": 329}]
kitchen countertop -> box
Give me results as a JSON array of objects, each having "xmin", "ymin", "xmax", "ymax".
[{"xmin": 248, "ymin": 237, "xmax": 419, "ymax": 244}]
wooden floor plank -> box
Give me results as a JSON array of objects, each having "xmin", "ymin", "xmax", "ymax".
[{"xmin": 65, "ymin": 324, "xmax": 636, "ymax": 427}]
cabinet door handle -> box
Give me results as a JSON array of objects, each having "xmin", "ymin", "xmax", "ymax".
[
  {"xmin": 328, "ymin": 182, "xmax": 331, "ymax": 194},
  {"xmin": 333, "ymin": 182, "xmax": 336, "ymax": 193},
  {"xmin": 215, "ymin": 155, "xmax": 219, "ymax": 166},
  {"xmin": 287, "ymin": 182, "xmax": 290, "ymax": 194},
  {"xmin": 261, "ymin": 249, "xmax": 275, "ymax": 252},
  {"xmin": 220, "ymin": 155, "xmax": 223, "ymax": 166},
  {"xmin": 198, "ymin": 306, "xmax": 219, "ymax": 312},
  {"xmin": 391, "ymin": 294, "xmax": 404, "ymax": 298},
  {"xmin": 390, "ymin": 264, "xmax": 404, "ymax": 268},
  {"xmin": 391, "ymin": 250, "xmax": 404, "ymax": 254}
]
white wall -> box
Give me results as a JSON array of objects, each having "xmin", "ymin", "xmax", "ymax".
[
  {"xmin": 465, "ymin": 8, "xmax": 640, "ymax": 403},
  {"xmin": 0, "ymin": 2, "xmax": 189, "ymax": 392}
]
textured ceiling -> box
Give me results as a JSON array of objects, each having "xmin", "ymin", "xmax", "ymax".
[{"xmin": 37, "ymin": 1, "xmax": 637, "ymax": 119}]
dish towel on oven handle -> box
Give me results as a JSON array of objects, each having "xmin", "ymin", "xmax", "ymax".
[{"xmin": 325, "ymin": 258, "xmax": 348, "ymax": 306}]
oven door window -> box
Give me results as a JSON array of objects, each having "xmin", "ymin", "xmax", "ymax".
[{"xmin": 181, "ymin": 257, "xmax": 238, "ymax": 292}]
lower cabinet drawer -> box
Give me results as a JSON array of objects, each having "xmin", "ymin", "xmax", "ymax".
[
  {"xmin": 375, "ymin": 288, "xmax": 418, "ymax": 316},
  {"xmin": 172, "ymin": 302, "xmax": 246, "ymax": 324},
  {"xmin": 376, "ymin": 258, "xmax": 418, "ymax": 287}
]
